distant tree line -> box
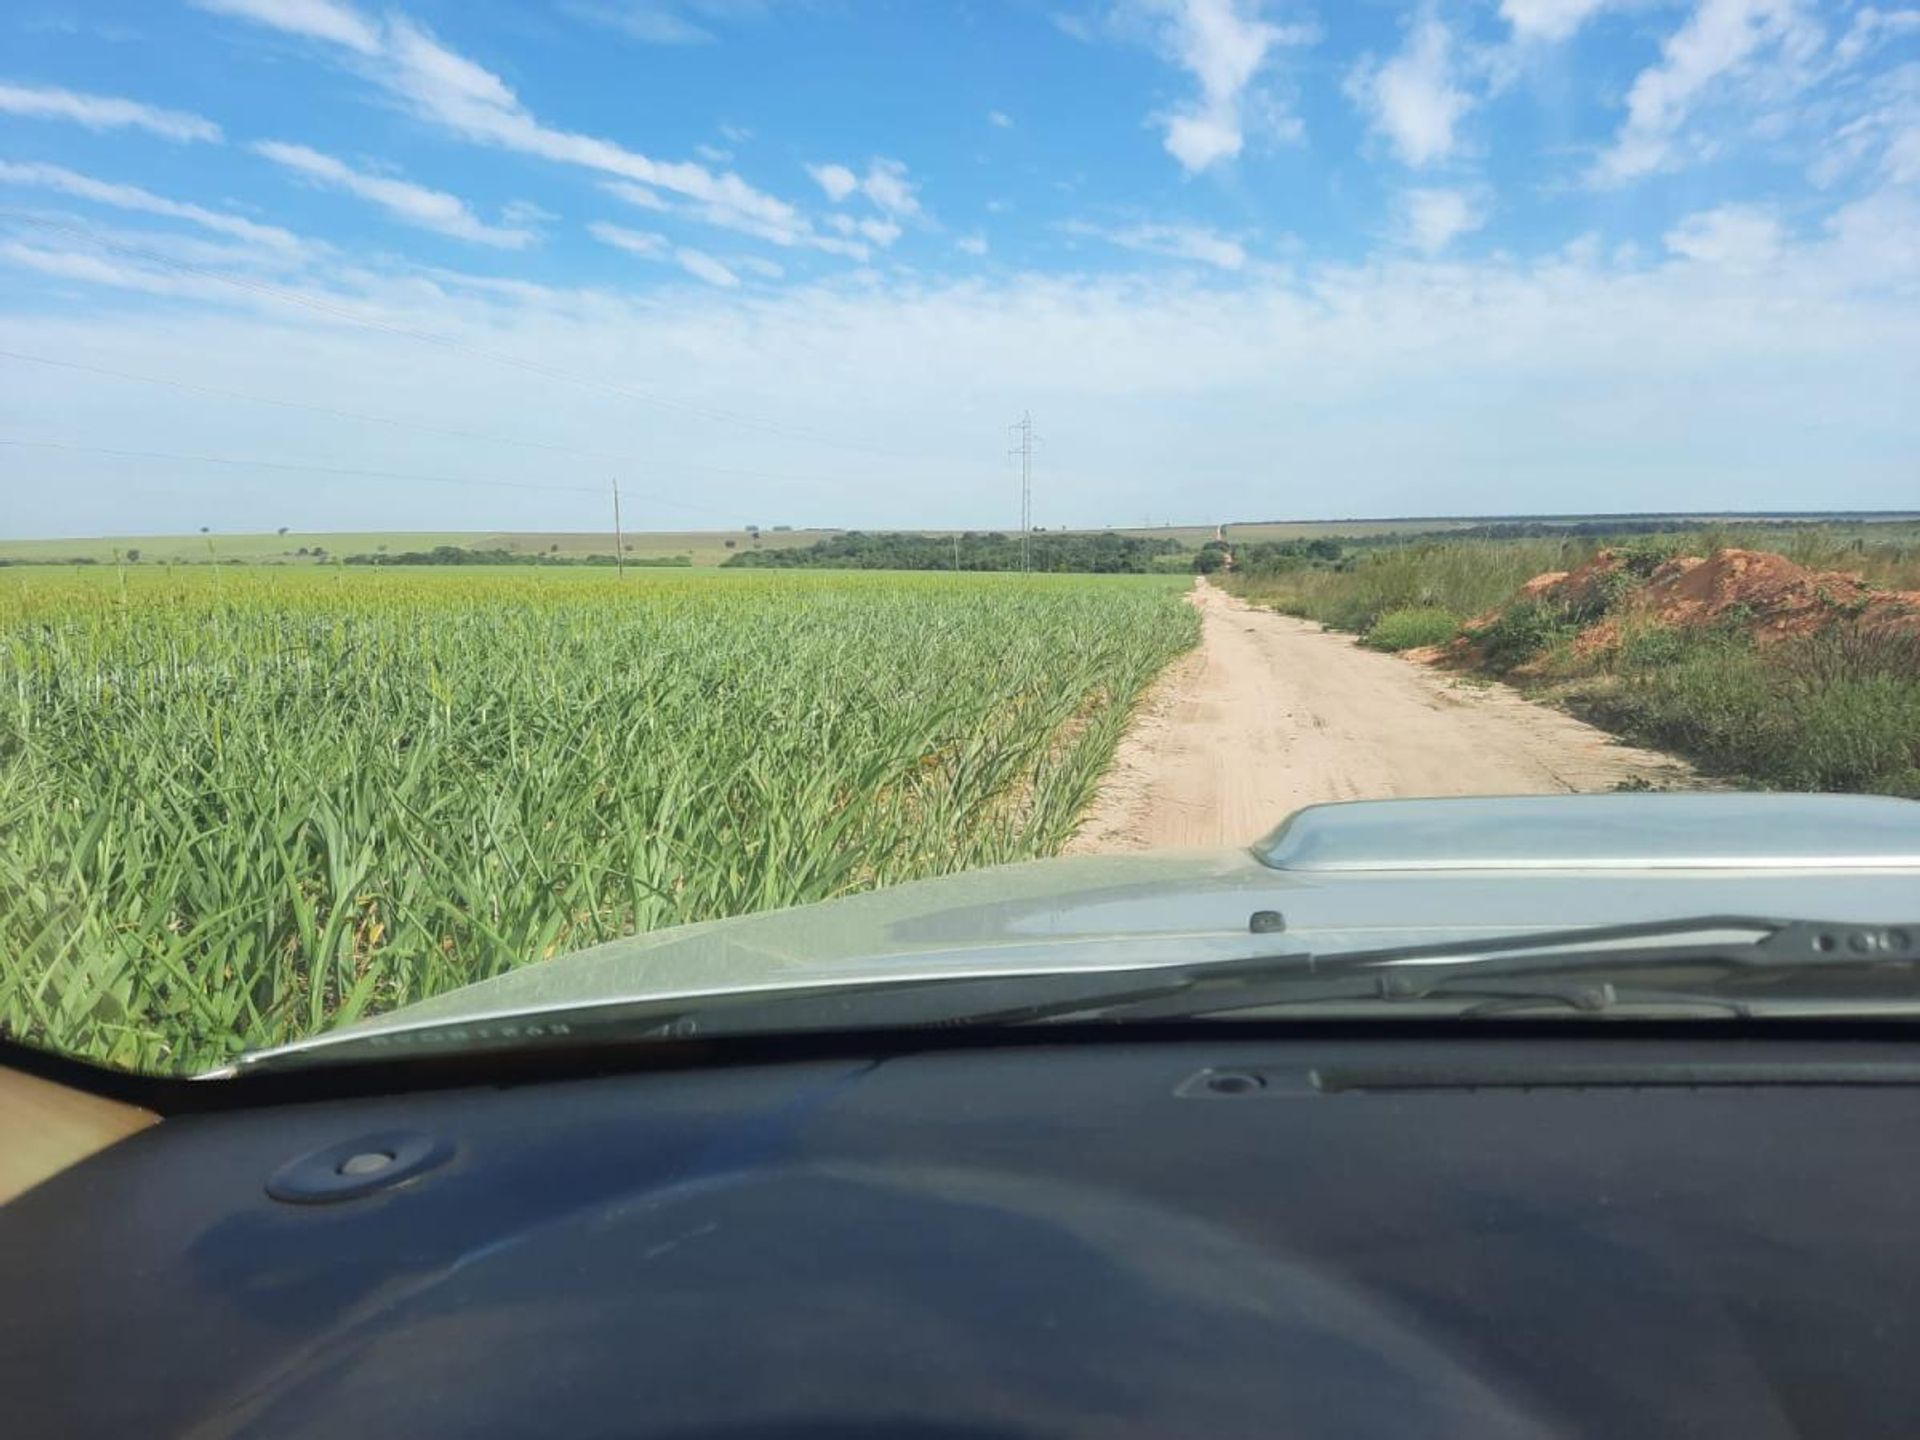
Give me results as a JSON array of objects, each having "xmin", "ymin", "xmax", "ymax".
[
  {"xmin": 344, "ymin": 545, "xmax": 691, "ymax": 568},
  {"xmin": 1228, "ymin": 537, "xmax": 1347, "ymax": 577},
  {"xmin": 723, "ymin": 530, "xmax": 1183, "ymax": 573}
]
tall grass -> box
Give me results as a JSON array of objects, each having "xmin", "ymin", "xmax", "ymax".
[
  {"xmin": 1691, "ymin": 525, "xmax": 1920, "ymax": 590},
  {"xmin": 1227, "ymin": 538, "xmax": 1597, "ymax": 633},
  {"xmin": 0, "ymin": 566, "xmax": 1198, "ymax": 1072},
  {"xmin": 1581, "ymin": 623, "xmax": 1920, "ymax": 796}
]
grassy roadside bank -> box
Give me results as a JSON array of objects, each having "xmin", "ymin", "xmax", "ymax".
[{"xmin": 1221, "ymin": 529, "xmax": 1920, "ymax": 797}]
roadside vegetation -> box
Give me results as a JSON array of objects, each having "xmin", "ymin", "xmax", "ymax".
[
  {"xmin": 1221, "ymin": 525, "xmax": 1920, "ymax": 798},
  {"xmin": 723, "ymin": 529, "xmax": 1184, "ymax": 572},
  {"xmin": 0, "ymin": 566, "xmax": 1197, "ymax": 1071}
]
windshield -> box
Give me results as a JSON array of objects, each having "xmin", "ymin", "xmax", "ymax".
[{"xmin": 2, "ymin": 1, "xmax": 1917, "ymax": 1076}]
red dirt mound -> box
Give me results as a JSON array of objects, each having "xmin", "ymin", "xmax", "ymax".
[
  {"xmin": 1637, "ymin": 548, "xmax": 1902, "ymax": 642},
  {"xmin": 1538, "ymin": 551, "xmax": 1627, "ymax": 612},
  {"xmin": 1406, "ymin": 545, "xmax": 1920, "ymax": 671}
]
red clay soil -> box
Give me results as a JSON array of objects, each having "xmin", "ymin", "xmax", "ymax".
[
  {"xmin": 1633, "ymin": 549, "xmax": 1920, "ymax": 642},
  {"xmin": 1549, "ymin": 551, "xmax": 1628, "ymax": 612},
  {"xmin": 1413, "ymin": 546, "xmax": 1920, "ymax": 673}
]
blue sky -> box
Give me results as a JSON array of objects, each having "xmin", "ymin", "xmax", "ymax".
[{"xmin": 0, "ymin": 0, "xmax": 1914, "ymax": 537}]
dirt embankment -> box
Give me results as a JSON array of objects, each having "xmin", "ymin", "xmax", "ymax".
[
  {"xmin": 1416, "ymin": 546, "xmax": 1920, "ymax": 672},
  {"xmin": 1068, "ymin": 581, "xmax": 1690, "ymax": 854}
]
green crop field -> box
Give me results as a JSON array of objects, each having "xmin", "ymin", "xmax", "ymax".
[{"xmin": 1, "ymin": 565, "xmax": 1198, "ymax": 1072}]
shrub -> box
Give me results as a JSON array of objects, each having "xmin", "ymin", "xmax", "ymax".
[
  {"xmin": 1582, "ymin": 626, "xmax": 1920, "ymax": 796},
  {"xmin": 1362, "ymin": 607, "xmax": 1460, "ymax": 651},
  {"xmin": 1465, "ymin": 599, "xmax": 1577, "ymax": 671},
  {"xmin": 1617, "ymin": 623, "xmax": 1688, "ymax": 672}
]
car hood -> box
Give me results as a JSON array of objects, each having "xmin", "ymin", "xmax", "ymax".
[{"xmin": 248, "ymin": 794, "xmax": 1920, "ymax": 1065}]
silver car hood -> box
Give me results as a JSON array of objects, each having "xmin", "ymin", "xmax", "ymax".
[{"xmin": 249, "ymin": 794, "xmax": 1920, "ymax": 1064}]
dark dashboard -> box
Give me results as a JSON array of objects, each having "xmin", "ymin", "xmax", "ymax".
[{"xmin": 6, "ymin": 1029, "xmax": 1919, "ymax": 1438}]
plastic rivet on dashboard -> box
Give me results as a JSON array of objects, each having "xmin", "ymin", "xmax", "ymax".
[
  {"xmin": 1206, "ymin": 1070, "xmax": 1267, "ymax": 1095},
  {"xmin": 266, "ymin": 1131, "xmax": 453, "ymax": 1204},
  {"xmin": 1249, "ymin": 910, "xmax": 1286, "ymax": 935}
]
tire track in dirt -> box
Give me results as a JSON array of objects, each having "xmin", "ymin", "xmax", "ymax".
[{"xmin": 1068, "ymin": 579, "xmax": 1695, "ymax": 853}]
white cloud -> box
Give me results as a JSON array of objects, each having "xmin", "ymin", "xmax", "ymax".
[
  {"xmin": 589, "ymin": 220, "xmax": 669, "ymax": 256},
  {"xmin": 604, "ymin": 180, "xmax": 672, "ymax": 211},
  {"xmin": 1888, "ymin": 122, "xmax": 1920, "ymax": 184},
  {"xmin": 1834, "ymin": 7, "xmax": 1920, "ymax": 67},
  {"xmin": 564, "ymin": 3, "xmax": 711, "ymax": 44},
  {"xmin": 806, "ymin": 163, "xmax": 859, "ymax": 202},
  {"xmin": 1592, "ymin": 0, "xmax": 1822, "ymax": 184},
  {"xmin": 809, "ymin": 159, "xmax": 921, "ymax": 218},
  {"xmin": 957, "ymin": 233, "xmax": 989, "ymax": 256},
  {"xmin": 1664, "ymin": 203, "xmax": 1785, "ymax": 269},
  {"xmin": 1348, "ymin": 12, "xmax": 1472, "ymax": 168},
  {"xmin": 199, "ymin": 0, "xmax": 838, "ymax": 255},
  {"xmin": 1065, "ymin": 219, "xmax": 1247, "ymax": 269},
  {"xmin": 502, "ymin": 198, "xmax": 558, "ymax": 226},
  {"xmin": 1053, "ymin": 10, "xmax": 1098, "ymax": 43},
  {"xmin": 253, "ymin": 141, "xmax": 537, "ymax": 248},
  {"xmin": 1137, "ymin": 0, "xmax": 1313, "ymax": 173},
  {"xmin": 859, "ymin": 159, "xmax": 921, "ymax": 217},
  {"xmin": 588, "ymin": 223, "xmax": 768, "ymax": 285},
  {"xmin": 676, "ymin": 248, "xmax": 739, "ymax": 286},
  {"xmin": 988, "ymin": 109, "xmax": 1014, "ymax": 128},
  {"xmin": 1500, "ymin": 0, "xmax": 1610, "ymax": 44},
  {"xmin": 1400, "ymin": 187, "xmax": 1485, "ymax": 252},
  {"xmin": 694, "ymin": 143, "xmax": 732, "ymax": 163},
  {"xmin": 620, "ymin": 174, "xmax": 870, "ymax": 257},
  {"xmin": 191, "ymin": 0, "xmax": 382, "ymax": 54},
  {"xmin": 0, "ymin": 81, "xmax": 221, "ymax": 142},
  {"xmin": 5, "ymin": 190, "xmax": 1917, "ymax": 535},
  {"xmin": 0, "ymin": 160, "xmax": 304, "ymax": 252},
  {"xmin": 824, "ymin": 214, "xmax": 902, "ymax": 249},
  {"xmin": 562, "ymin": 1, "xmax": 780, "ymax": 46}
]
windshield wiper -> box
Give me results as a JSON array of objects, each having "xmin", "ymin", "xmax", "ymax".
[
  {"xmin": 996, "ymin": 914, "xmax": 1920, "ymax": 1025},
  {"xmin": 247, "ymin": 915, "xmax": 1920, "ymax": 1070}
]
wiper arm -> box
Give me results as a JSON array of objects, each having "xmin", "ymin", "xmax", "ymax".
[
  {"xmin": 1063, "ymin": 915, "xmax": 1919, "ymax": 1024},
  {"xmin": 626, "ymin": 916, "xmax": 1920, "ymax": 1033}
]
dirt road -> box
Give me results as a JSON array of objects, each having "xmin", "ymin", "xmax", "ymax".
[{"xmin": 1069, "ymin": 580, "xmax": 1692, "ymax": 852}]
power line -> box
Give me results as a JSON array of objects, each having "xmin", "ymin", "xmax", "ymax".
[
  {"xmin": 1, "ymin": 214, "xmax": 928, "ymax": 462},
  {"xmin": 0, "ymin": 347, "xmax": 869, "ymax": 491}
]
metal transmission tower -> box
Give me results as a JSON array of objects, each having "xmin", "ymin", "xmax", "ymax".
[
  {"xmin": 1008, "ymin": 410, "xmax": 1037, "ymax": 571},
  {"xmin": 610, "ymin": 477, "xmax": 625, "ymax": 580}
]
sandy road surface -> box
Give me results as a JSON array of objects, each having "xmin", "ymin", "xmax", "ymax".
[{"xmin": 1069, "ymin": 580, "xmax": 1693, "ymax": 853}]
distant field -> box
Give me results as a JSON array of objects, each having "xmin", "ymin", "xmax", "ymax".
[
  {"xmin": 11, "ymin": 514, "xmax": 1913, "ymax": 570},
  {"xmin": 0, "ymin": 564, "xmax": 1198, "ymax": 1071},
  {"xmin": 0, "ymin": 528, "xmax": 839, "ymax": 568}
]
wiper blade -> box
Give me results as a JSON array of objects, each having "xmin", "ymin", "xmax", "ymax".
[{"xmin": 1063, "ymin": 915, "xmax": 1920, "ymax": 1023}]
